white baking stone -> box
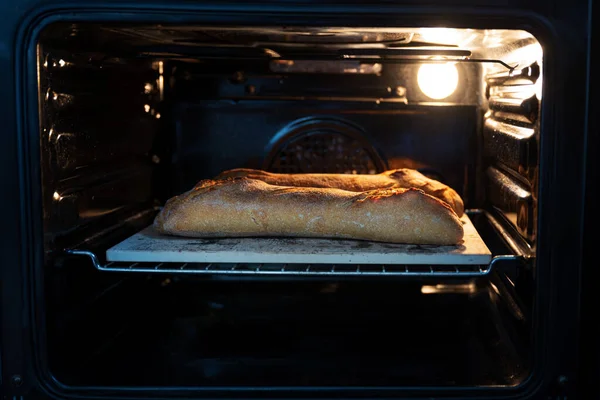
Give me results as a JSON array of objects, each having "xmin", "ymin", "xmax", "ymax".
[{"xmin": 106, "ymin": 214, "xmax": 491, "ymax": 265}]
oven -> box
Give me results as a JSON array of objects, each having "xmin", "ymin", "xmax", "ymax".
[{"xmin": 0, "ymin": 0, "xmax": 596, "ymax": 399}]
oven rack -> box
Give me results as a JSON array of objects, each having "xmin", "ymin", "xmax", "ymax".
[{"xmin": 66, "ymin": 250, "xmax": 518, "ymax": 277}]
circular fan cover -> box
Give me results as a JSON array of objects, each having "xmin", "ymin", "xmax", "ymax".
[{"xmin": 264, "ymin": 118, "xmax": 387, "ymax": 174}]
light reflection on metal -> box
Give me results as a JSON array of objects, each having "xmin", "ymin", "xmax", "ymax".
[
  {"xmin": 158, "ymin": 61, "xmax": 165, "ymax": 101},
  {"xmin": 490, "ymin": 282, "xmax": 501, "ymax": 296},
  {"xmin": 421, "ymin": 282, "xmax": 477, "ymax": 294},
  {"xmin": 270, "ymin": 59, "xmax": 382, "ymax": 74}
]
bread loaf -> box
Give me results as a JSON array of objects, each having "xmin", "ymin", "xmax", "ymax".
[
  {"xmin": 154, "ymin": 177, "xmax": 464, "ymax": 245},
  {"xmin": 214, "ymin": 168, "xmax": 464, "ymax": 216}
]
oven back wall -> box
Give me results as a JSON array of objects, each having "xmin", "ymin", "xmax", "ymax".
[
  {"xmin": 165, "ymin": 59, "xmax": 481, "ymax": 205},
  {"xmin": 170, "ymin": 101, "xmax": 479, "ymax": 204}
]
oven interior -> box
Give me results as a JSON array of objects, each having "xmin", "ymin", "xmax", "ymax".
[{"xmin": 37, "ymin": 24, "xmax": 540, "ymax": 392}]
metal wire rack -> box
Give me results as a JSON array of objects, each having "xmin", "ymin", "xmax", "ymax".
[{"xmin": 65, "ymin": 250, "xmax": 518, "ymax": 277}]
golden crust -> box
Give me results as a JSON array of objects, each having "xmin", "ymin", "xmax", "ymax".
[
  {"xmin": 155, "ymin": 177, "xmax": 464, "ymax": 245},
  {"xmin": 214, "ymin": 168, "xmax": 464, "ymax": 216}
]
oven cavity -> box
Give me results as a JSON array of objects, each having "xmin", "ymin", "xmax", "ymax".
[{"xmin": 35, "ymin": 23, "xmax": 541, "ymax": 394}]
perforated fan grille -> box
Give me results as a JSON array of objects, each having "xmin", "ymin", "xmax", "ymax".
[{"xmin": 266, "ymin": 130, "xmax": 383, "ymax": 174}]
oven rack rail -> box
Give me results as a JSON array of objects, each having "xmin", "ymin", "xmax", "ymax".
[{"xmin": 66, "ymin": 250, "xmax": 518, "ymax": 277}]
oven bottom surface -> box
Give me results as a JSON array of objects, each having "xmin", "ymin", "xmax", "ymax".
[{"xmin": 46, "ymin": 277, "xmax": 528, "ymax": 388}]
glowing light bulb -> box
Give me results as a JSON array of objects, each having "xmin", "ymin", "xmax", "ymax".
[{"xmin": 417, "ymin": 63, "xmax": 459, "ymax": 100}]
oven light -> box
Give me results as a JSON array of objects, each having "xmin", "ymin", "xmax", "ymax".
[{"xmin": 417, "ymin": 63, "xmax": 459, "ymax": 100}]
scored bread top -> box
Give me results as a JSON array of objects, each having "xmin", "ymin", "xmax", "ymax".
[
  {"xmin": 154, "ymin": 177, "xmax": 464, "ymax": 245},
  {"xmin": 214, "ymin": 168, "xmax": 464, "ymax": 216}
]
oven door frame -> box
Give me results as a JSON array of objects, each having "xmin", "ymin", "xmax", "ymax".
[{"xmin": 1, "ymin": 0, "xmax": 592, "ymax": 398}]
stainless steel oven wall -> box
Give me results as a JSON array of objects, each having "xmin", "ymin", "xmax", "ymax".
[
  {"xmin": 37, "ymin": 28, "xmax": 162, "ymax": 252},
  {"xmin": 0, "ymin": 2, "xmax": 592, "ymax": 400},
  {"xmin": 483, "ymin": 54, "xmax": 541, "ymax": 248}
]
